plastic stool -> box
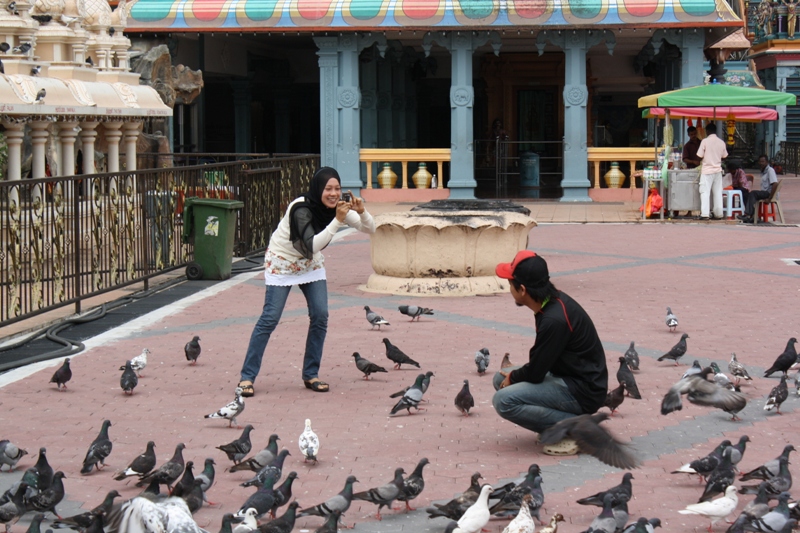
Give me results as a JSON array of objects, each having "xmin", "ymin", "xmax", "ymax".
[
  {"xmin": 722, "ymin": 190, "xmax": 745, "ymax": 219},
  {"xmin": 758, "ymin": 200, "xmax": 779, "ymax": 223}
]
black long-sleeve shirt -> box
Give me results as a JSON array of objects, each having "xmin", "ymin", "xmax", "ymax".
[{"xmin": 509, "ymin": 291, "xmax": 608, "ymax": 414}]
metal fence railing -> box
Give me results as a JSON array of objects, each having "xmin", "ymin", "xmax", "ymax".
[
  {"xmin": 0, "ymin": 154, "xmax": 319, "ymax": 326},
  {"xmin": 779, "ymin": 141, "xmax": 800, "ymax": 175}
]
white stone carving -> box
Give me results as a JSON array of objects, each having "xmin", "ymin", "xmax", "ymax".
[
  {"xmin": 111, "ymin": 82, "xmax": 139, "ymax": 107},
  {"xmin": 8, "ymin": 75, "xmax": 40, "ymax": 103},
  {"xmin": 64, "ymin": 79, "xmax": 96, "ymax": 105}
]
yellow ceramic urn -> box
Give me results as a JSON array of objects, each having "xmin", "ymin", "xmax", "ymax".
[
  {"xmin": 412, "ymin": 163, "xmax": 432, "ymax": 189},
  {"xmin": 377, "ymin": 163, "xmax": 398, "ymax": 189},
  {"xmin": 604, "ymin": 162, "xmax": 625, "ymax": 188}
]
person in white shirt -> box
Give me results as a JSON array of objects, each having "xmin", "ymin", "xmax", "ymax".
[
  {"xmin": 237, "ymin": 167, "xmax": 376, "ymax": 396},
  {"xmin": 695, "ymin": 123, "xmax": 728, "ymax": 220},
  {"xmin": 739, "ymin": 155, "xmax": 779, "ymax": 223}
]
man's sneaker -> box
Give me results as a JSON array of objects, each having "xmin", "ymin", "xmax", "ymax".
[{"xmin": 542, "ymin": 438, "xmax": 580, "ymax": 456}]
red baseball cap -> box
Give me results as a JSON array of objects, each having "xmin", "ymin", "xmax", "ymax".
[{"xmin": 496, "ymin": 250, "xmax": 550, "ymax": 287}]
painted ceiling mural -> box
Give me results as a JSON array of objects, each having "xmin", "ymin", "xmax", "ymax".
[{"xmin": 128, "ymin": 0, "xmax": 741, "ymax": 30}]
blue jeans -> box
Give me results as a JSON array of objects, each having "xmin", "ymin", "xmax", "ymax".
[
  {"xmin": 492, "ymin": 367, "xmax": 583, "ymax": 434},
  {"xmin": 240, "ymin": 280, "xmax": 328, "ymax": 383}
]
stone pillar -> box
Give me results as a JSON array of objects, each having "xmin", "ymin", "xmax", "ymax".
[
  {"xmin": 3, "ymin": 122, "xmax": 25, "ymax": 181},
  {"xmin": 231, "ymin": 80, "xmax": 252, "ymax": 153},
  {"xmin": 58, "ymin": 121, "xmax": 80, "ymax": 177},
  {"xmin": 775, "ymin": 66, "xmax": 795, "ymax": 152},
  {"xmin": 104, "ymin": 121, "xmax": 123, "ymax": 172},
  {"xmin": 79, "ymin": 120, "xmax": 99, "ymax": 174},
  {"xmin": 314, "ymin": 36, "xmax": 338, "ymax": 169},
  {"xmin": 30, "ymin": 121, "xmax": 50, "ymax": 179},
  {"xmin": 123, "ymin": 121, "xmax": 141, "ymax": 171}
]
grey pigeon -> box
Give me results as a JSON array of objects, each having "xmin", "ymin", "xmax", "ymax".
[
  {"xmin": 114, "ymin": 441, "xmax": 156, "ymax": 481},
  {"xmin": 49, "ymin": 358, "xmax": 72, "ymax": 391},
  {"xmin": 658, "ymin": 333, "xmax": 689, "ymax": 365},
  {"xmin": 182, "ymin": 478, "xmax": 205, "ymax": 514},
  {"xmin": 26, "ymin": 447, "xmax": 53, "ymax": 490},
  {"xmin": 616, "ymin": 357, "xmax": 641, "ymax": 399},
  {"xmin": 475, "ymin": 348, "xmax": 490, "ymax": 375},
  {"xmin": 364, "ymin": 305, "xmax": 390, "ymax": 330},
  {"xmin": 0, "ymin": 43, "xmax": 8, "ymax": 53},
  {"xmin": 390, "ymin": 374, "xmax": 426, "ymax": 415},
  {"xmin": 671, "ymin": 439, "xmax": 732, "ymax": 480},
  {"xmin": 661, "ymin": 367, "xmax": 747, "ymax": 420},
  {"xmin": 205, "ymin": 387, "xmax": 246, "ymax": 428},
  {"xmin": 796, "ymin": 372, "xmax": 800, "ymax": 396},
  {"xmin": 0, "ymin": 483, "xmax": 28, "ymax": 532},
  {"xmin": 539, "ymin": 413, "xmax": 640, "ymax": 470},
  {"xmin": 269, "ymin": 471, "xmax": 297, "ymax": 518},
  {"xmin": 740, "ymin": 456, "xmax": 792, "ymax": 499},
  {"xmin": 171, "ymin": 461, "xmax": 195, "ymax": 498},
  {"xmin": 455, "ymin": 380, "xmax": 475, "ymax": 416},
  {"xmin": 740, "ymin": 444, "xmax": 795, "ymax": 482},
  {"xmin": 299, "ymin": 474, "xmax": 358, "ymax": 522},
  {"xmin": 613, "ymin": 501, "xmax": 630, "ymax": 533},
  {"xmin": 729, "ymin": 353, "xmax": 752, "ymax": 386},
  {"xmin": 219, "ymin": 513, "xmax": 236, "ymax": 533},
  {"xmin": 585, "ymin": 494, "xmax": 616, "ymax": 533},
  {"xmin": 12, "ymin": 44, "xmax": 31, "ymax": 55},
  {"xmin": 353, "ymin": 467, "xmax": 405, "ymax": 520},
  {"xmin": 397, "ymin": 458, "xmax": 429, "ymax": 511},
  {"xmin": 421, "ymin": 370, "xmax": 435, "ymax": 394},
  {"xmin": 26, "ymin": 470, "xmax": 65, "ymax": 516},
  {"xmin": 710, "ymin": 362, "xmax": 734, "ymax": 390},
  {"xmin": 624, "ymin": 342, "xmax": 639, "ymax": 371},
  {"xmin": 727, "ymin": 435, "xmax": 750, "ymax": 466},
  {"xmin": 0, "ymin": 441, "xmax": 27, "ymax": 472},
  {"xmin": 136, "ymin": 442, "xmax": 185, "ymax": 491},
  {"xmin": 31, "ymin": 14, "xmax": 50, "ymax": 23},
  {"xmin": 217, "ymin": 425, "xmax": 254, "ymax": 464},
  {"xmin": 239, "ymin": 449, "xmax": 290, "ymax": 488},
  {"xmin": 5, "ymin": 2, "xmax": 16, "ymax": 14},
  {"xmin": 398, "ymin": 305, "xmax": 434, "ymax": 321},
  {"xmin": 313, "ymin": 509, "xmax": 341, "ymax": 533},
  {"xmin": 81, "ymin": 420, "xmax": 112, "ymax": 474},
  {"xmin": 184, "ymin": 336, "xmax": 201, "ymax": 365},
  {"xmin": 764, "ymin": 338, "xmax": 797, "ymax": 377},
  {"xmin": 52, "ymin": 490, "xmax": 119, "ymax": 529},
  {"xmin": 603, "ymin": 382, "xmax": 625, "ymax": 415},
  {"xmin": 743, "ymin": 491, "xmax": 792, "ymax": 532},
  {"xmin": 698, "ymin": 447, "xmax": 736, "ymax": 502},
  {"xmin": 741, "ymin": 481, "xmax": 772, "ymax": 519},
  {"xmin": 764, "ymin": 374, "xmax": 789, "ymax": 414},
  {"xmin": 682, "ymin": 360, "xmax": 704, "ymax": 380},
  {"xmin": 29, "ymin": 65, "xmax": 40, "ymax": 76},
  {"xmin": 196, "ymin": 458, "xmax": 216, "ymax": 503},
  {"xmin": 621, "ymin": 517, "xmax": 651, "ymax": 533},
  {"xmin": 489, "ymin": 465, "xmax": 543, "ymax": 521},
  {"xmin": 665, "ymin": 307, "xmax": 678, "ymax": 332},
  {"xmin": 426, "ymin": 472, "xmax": 482, "ymax": 520},
  {"xmin": 0, "ymin": 59, "xmax": 4, "ymax": 74},
  {"xmin": 382, "ymin": 338, "xmax": 420, "ymax": 369},
  {"xmin": 352, "ymin": 352, "xmax": 387, "ymax": 380},
  {"xmin": 256, "ymin": 501, "xmax": 298, "ymax": 533},
  {"xmin": 120, "ymin": 360, "xmax": 138, "ymax": 395},
  {"xmin": 34, "ymin": 88, "xmax": 45, "ymax": 103},
  {"xmin": 577, "ymin": 472, "xmax": 634, "ymax": 507},
  {"xmin": 229, "ymin": 434, "xmax": 279, "ymax": 473},
  {"xmin": 24, "ymin": 513, "xmax": 44, "ymax": 533},
  {"xmin": 236, "ymin": 473, "xmax": 278, "ymax": 519}
]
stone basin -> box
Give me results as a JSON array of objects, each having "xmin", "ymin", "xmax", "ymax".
[{"xmin": 362, "ymin": 200, "xmax": 537, "ymax": 296}]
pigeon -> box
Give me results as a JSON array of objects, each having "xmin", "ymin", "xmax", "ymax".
[
  {"xmin": 710, "ymin": 362, "xmax": 735, "ymax": 390},
  {"xmin": 24, "ymin": 513, "xmax": 44, "ymax": 533},
  {"xmin": 229, "ymin": 434, "xmax": 280, "ymax": 473},
  {"xmin": 298, "ymin": 474, "xmax": 358, "ymax": 522},
  {"xmin": 313, "ymin": 509, "xmax": 341, "ymax": 533},
  {"xmin": 398, "ymin": 305, "xmax": 434, "ymax": 321},
  {"xmin": 764, "ymin": 374, "xmax": 789, "ymax": 414},
  {"xmin": 728, "ymin": 353, "xmax": 752, "ymax": 386},
  {"xmin": 740, "ymin": 483, "xmax": 773, "ymax": 521},
  {"xmin": 114, "ymin": 441, "xmax": 156, "ymax": 481},
  {"xmin": 34, "ymin": 88, "xmax": 45, "ymax": 103},
  {"xmin": 120, "ymin": 360, "xmax": 138, "ymax": 395},
  {"xmin": 616, "ymin": 357, "xmax": 642, "ymax": 399},
  {"xmin": 5, "ymin": 2, "xmax": 17, "ymax": 15},
  {"xmin": 52, "ymin": 490, "xmax": 120, "ymax": 529},
  {"xmin": 613, "ymin": 501, "xmax": 630, "ymax": 532},
  {"xmin": 0, "ymin": 441, "xmax": 26, "ymax": 472},
  {"xmin": 25, "ymin": 447, "xmax": 53, "ymax": 490},
  {"xmin": 256, "ymin": 501, "xmax": 298, "ymax": 533},
  {"xmin": 502, "ymin": 493, "xmax": 535, "ymax": 533},
  {"xmin": 382, "ymin": 338, "xmax": 420, "ymax": 369},
  {"xmin": 666, "ymin": 307, "xmax": 678, "ymax": 331},
  {"xmin": 744, "ymin": 491, "xmax": 792, "ymax": 532},
  {"xmin": 501, "ymin": 353, "xmax": 514, "ymax": 370},
  {"xmin": 585, "ymin": 493, "xmax": 617, "ymax": 533},
  {"xmin": 108, "ymin": 27, "xmax": 115, "ymax": 35},
  {"xmin": 195, "ymin": 458, "xmax": 216, "ymax": 503},
  {"xmin": 26, "ymin": 470, "xmax": 66, "ymax": 517},
  {"xmin": 121, "ymin": 349, "xmax": 149, "ymax": 377},
  {"xmin": 31, "ymin": 13, "xmax": 52, "ymax": 23},
  {"xmin": 604, "ymin": 382, "xmax": 626, "ymax": 415},
  {"xmin": 660, "ymin": 367, "xmax": 747, "ymax": 420},
  {"xmin": 621, "ymin": 517, "xmax": 661, "ymax": 533},
  {"xmin": 456, "ymin": 484, "xmax": 493, "ymax": 533},
  {"xmin": 540, "ymin": 514, "xmax": 565, "ymax": 533},
  {"xmin": 0, "ymin": 59, "xmax": 3, "ymax": 74},
  {"xmin": 182, "ymin": 478, "xmax": 205, "ymax": 514},
  {"xmin": 0, "ymin": 483, "xmax": 28, "ymax": 532},
  {"xmin": 740, "ymin": 456, "xmax": 792, "ymax": 499},
  {"xmin": 136, "ymin": 442, "xmax": 185, "ymax": 491},
  {"xmin": 740, "ymin": 444, "xmax": 795, "ymax": 482},
  {"xmin": 679, "ymin": 485, "xmax": 738, "ymax": 532},
  {"xmin": 698, "ymin": 447, "xmax": 736, "ymax": 502},
  {"xmin": 0, "ymin": 43, "xmax": 8, "ymax": 53},
  {"xmin": 59, "ymin": 14, "xmax": 82, "ymax": 24},
  {"xmin": 427, "ymin": 472, "xmax": 483, "ymax": 520},
  {"xmin": 796, "ymin": 372, "xmax": 800, "ymax": 396},
  {"xmin": 475, "ymin": 348, "xmax": 490, "ymax": 375},
  {"xmin": 299, "ymin": 419, "xmax": 319, "ymax": 464},
  {"xmin": 353, "ymin": 467, "xmax": 405, "ymax": 520},
  {"xmin": 764, "ymin": 338, "xmax": 797, "ymax": 377},
  {"xmin": 29, "ymin": 65, "xmax": 41, "ymax": 76},
  {"xmin": 81, "ymin": 420, "xmax": 112, "ymax": 474},
  {"xmin": 12, "ymin": 43, "xmax": 31, "ymax": 55},
  {"xmin": 236, "ymin": 473, "xmax": 278, "ymax": 519},
  {"xmin": 421, "ymin": 370, "xmax": 435, "ymax": 394},
  {"xmin": 49, "ymin": 358, "xmax": 72, "ymax": 391},
  {"xmin": 269, "ymin": 471, "xmax": 297, "ymax": 518},
  {"xmin": 107, "ymin": 496, "xmax": 203, "ymax": 533},
  {"xmin": 658, "ymin": 333, "xmax": 689, "ymax": 365},
  {"xmin": 217, "ymin": 425, "xmax": 254, "ymax": 464},
  {"xmin": 205, "ymin": 388, "xmax": 246, "ymax": 428},
  {"xmin": 352, "ymin": 352, "xmax": 388, "ymax": 380},
  {"xmin": 239, "ymin": 449, "xmax": 291, "ymax": 488},
  {"xmin": 390, "ymin": 374, "xmax": 426, "ymax": 415},
  {"xmin": 683, "ymin": 360, "xmax": 704, "ymax": 380},
  {"xmin": 85, "ymin": 56, "xmax": 94, "ymax": 66},
  {"xmin": 455, "ymin": 380, "xmax": 475, "ymax": 416},
  {"xmin": 231, "ymin": 509, "xmax": 257, "ymax": 533},
  {"xmin": 184, "ymin": 336, "xmax": 201, "ymax": 365},
  {"xmin": 539, "ymin": 412, "xmax": 640, "ymax": 469},
  {"xmin": 171, "ymin": 460, "xmax": 197, "ymax": 499},
  {"xmin": 672, "ymin": 439, "xmax": 732, "ymax": 480},
  {"xmin": 364, "ymin": 306, "xmax": 390, "ymax": 330},
  {"xmin": 577, "ymin": 472, "xmax": 634, "ymax": 507},
  {"xmin": 397, "ymin": 458, "xmax": 429, "ymax": 511},
  {"xmin": 488, "ymin": 464, "xmax": 541, "ymax": 519}
]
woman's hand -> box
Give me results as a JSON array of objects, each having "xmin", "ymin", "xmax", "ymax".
[
  {"xmin": 350, "ymin": 192, "xmax": 366, "ymax": 214},
  {"xmin": 335, "ymin": 199, "xmax": 350, "ymax": 222}
]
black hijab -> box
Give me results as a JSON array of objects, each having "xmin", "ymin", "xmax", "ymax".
[{"xmin": 288, "ymin": 167, "xmax": 340, "ymax": 258}]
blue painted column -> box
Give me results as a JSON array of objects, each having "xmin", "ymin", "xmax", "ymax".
[
  {"xmin": 230, "ymin": 80, "xmax": 252, "ymax": 153},
  {"xmin": 424, "ymin": 31, "xmax": 501, "ymax": 199},
  {"xmin": 537, "ymin": 30, "xmax": 615, "ymax": 201}
]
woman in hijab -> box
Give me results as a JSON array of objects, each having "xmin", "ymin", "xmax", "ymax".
[{"xmin": 238, "ymin": 167, "xmax": 375, "ymax": 395}]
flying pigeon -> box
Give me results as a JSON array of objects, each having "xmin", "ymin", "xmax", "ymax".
[
  {"xmin": 229, "ymin": 434, "xmax": 280, "ymax": 473},
  {"xmin": 239, "ymin": 449, "xmax": 290, "ymax": 488},
  {"xmin": 352, "ymin": 467, "xmax": 405, "ymax": 520},
  {"xmin": 298, "ymin": 474, "xmax": 358, "ymax": 525},
  {"xmin": 539, "ymin": 514, "xmax": 565, "ymax": 533},
  {"xmin": 114, "ymin": 441, "xmax": 156, "ymax": 481},
  {"xmin": 539, "ymin": 412, "xmax": 641, "ymax": 469},
  {"xmin": 27, "ymin": 470, "xmax": 66, "ymax": 516},
  {"xmin": 603, "ymin": 382, "xmax": 626, "ymax": 415},
  {"xmin": 501, "ymin": 493, "xmax": 536, "ymax": 533},
  {"xmin": 120, "ymin": 361, "xmax": 138, "ymax": 395},
  {"xmin": 382, "ymin": 338, "xmax": 420, "ymax": 369},
  {"xmin": 205, "ymin": 388, "xmax": 246, "ymax": 428},
  {"xmin": 269, "ymin": 471, "xmax": 297, "ymax": 518},
  {"xmin": 764, "ymin": 337, "xmax": 798, "ymax": 377},
  {"xmin": 136, "ymin": 443, "xmax": 185, "ymax": 491},
  {"xmin": 34, "ymin": 88, "xmax": 45, "ymax": 103},
  {"xmin": 49, "ymin": 358, "xmax": 72, "ymax": 391},
  {"xmin": 658, "ymin": 333, "xmax": 689, "ymax": 365},
  {"xmin": 455, "ymin": 484, "xmax": 493, "ymax": 533},
  {"xmin": 257, "ymin": 501, "xmax": 298, "ymax": 533},
  {"xmin": 698, "ymin": 447, "xmax": 736, "ymax": 502},
  {"xmin": 299, "ymin": 419, "xmax": 319, "ymax": 464},
  {"xmin": 396, "ymin": 458, "xmax": 429, "ymax": 511},
  {"xmin": 51, "ymin": 489, "xmax": 119, "ymax": 529},
  {"xmin": 121, "ymin": 348, "xmax": 149, "ymax": 377},
  {"xmin": 217, "ymin": 425, "xmax": 253, "ymax": 464},
  {"xmin": 0, "ymin": 442, "xmax": 26, "ymax": 472},
  {"xmin": 455, "ymin": 380, "xmax": 475, "ymax": 416},
  {"xmin": 390, "ymin": 374, "xmax": 426, "ymax": 415},
  {"xmin": 185, "ymin": 336, "xmax": 201, "ymax": 365},
  {"xmin": 12, "ymin": 44, "xmax": 31, "ymax": 55},
  {"xmin": 398, "ymin": 305, "xmax": 434, "ymax": 321},
  {"xmin": 475, "ymin": 348, "xmax": 490, "ymax": 375},
  {"xmin": 616, "ymin": 357, "xmax": 642, "ymax": 399},
  {"xmin": 679, "ymin": 485, "xmax": 738, "ymax": 532},
  {"xmin": 501, "ymin": 352, "xmax": 514, "ymax": 370},
  {"xmin": 728, "ymin": 352, "xmax": 752, "ymax": 386},
  {"xmin": 672, "ymin": 439, "xmax": 732, "ymax": 480},
  {"xmin": 765, "ymin": 374, "xmax": 789, "ymax": 414},
  {"xmin": 81, "ymin": 420, "xmax": 112, "ymax": 474},
  {"xmin": 426, "ymin": 472, "xmax": 483, "ymax": 520},
  {"xmin": 577, "ymin": 472, "xmax": 634, "ymax": 507},
  {"xmin": 236, "ymin": 473, "xmax": 278, "ymax": 519},
  {"xmin": 740, "ymin": 444, "xmax": 795, "ymax": 482},
  {"xmin": 624, "ymin": 341, "xmax": 640, "ymax": 371},
  {"xmin": 231, "ymin": 509, "xmax": 257, "ymax": 533},
  {"xmin": 666, "ymin": 307, "xmax": 678, "ymax": 331},
  {"xmin": 352, "ymin": 352, "xmax": 387, "ymax": 380},
  {"xmin": 364, "ymin": 306, "xmax": 390, "ymax": 330},
  {"xmin": 661, "ymin": 367, "xmax": 747, "ymax": 420},
  {"xmin": 195, "ymin": 458, "xmax": 216, "ymax": 504}
]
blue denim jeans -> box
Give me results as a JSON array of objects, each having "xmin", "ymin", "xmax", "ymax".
[
  {"xmin": 492, "ymin": 367, "xmax": 583, "ymax": 434},
  {"xmin": 240, "ymin": 280, "xmax": 328, "ymax": 383}
]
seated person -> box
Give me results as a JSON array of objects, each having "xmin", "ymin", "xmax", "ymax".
[
  {"xmin": 724, "ymin": 161, "xmax": 751, "ymax": 199},
  {"xmin": 739, "ymin": 155, "xmax": 778, "ymax": 223}
]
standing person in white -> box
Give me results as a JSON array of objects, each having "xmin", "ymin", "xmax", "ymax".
[{"xmin": 695, "ymin": 123, "xmax": 728, "ymax": 220}]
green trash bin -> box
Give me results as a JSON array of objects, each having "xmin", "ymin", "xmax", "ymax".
[{"xmin": 181, "ymin": 197, "xmax": 244, "ymax": 280}]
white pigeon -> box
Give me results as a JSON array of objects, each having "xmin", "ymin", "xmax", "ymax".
[
  {"xmin": 502, "ymin": 493, "xmax": 536, "ymax": 533},
  {"xmin": 456, "ymin": 484, "xmax": 493, "ymax": 533},
  {"xmin": 111, "ymin": 496, "xmax": 206, "ymax": 533},
  {"xmin": 130, "ymin": 348, "xmax": 150, "ymax": 376},
  {"xmin": 204, "ymin": 388, "xmax": 245, "ymax": 428},
  {"xmin": 298, "ymin": 418, "xmax": 320, "ymax": 464},
  {"xmin": 666, "ymin": 307, "xmax": 678, "ymax": 332},
  {"xmin": 232, "ymin": 508, "xmax": 257, "ymax": 533},
  {"xmin": 678, "ymin": 485, "xmax": 738, "ymax": 530}
]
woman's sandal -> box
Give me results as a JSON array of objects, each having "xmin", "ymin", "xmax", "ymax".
[
  {"xmin": 303, "ymin": 378, "xmax": 330, "ymax": 393},
  {"xmin": 237, "ymin": 381, "xmax": 255, "ymax": 398},
  {"xmin": 542, "ymin": 438, "xmax": 580, "ymax": 456}
]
